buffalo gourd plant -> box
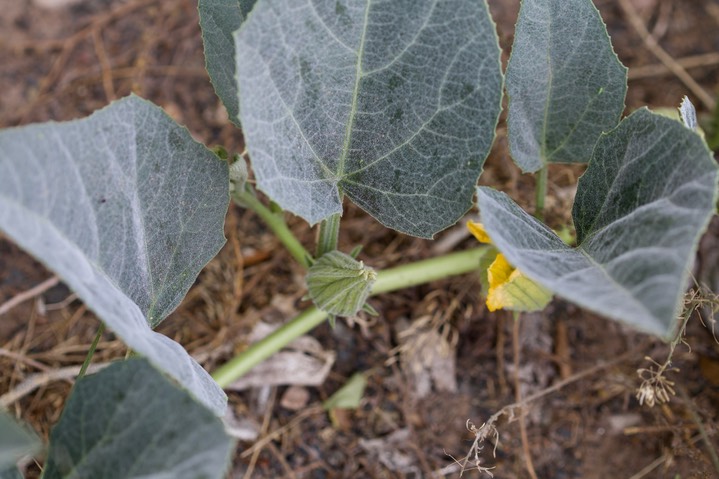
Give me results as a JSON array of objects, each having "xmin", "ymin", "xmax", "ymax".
[{"xmin": 0, "ymin": 0, "xmax": 716, "ymax": 477}]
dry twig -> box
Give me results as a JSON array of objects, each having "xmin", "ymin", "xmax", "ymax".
[
  {"xmin": 628, "ymin": 52, "xmax": 719, "ymax": 80},
  {"xmin": 457, "ymin": 342, "xmax": 648, "ymax": 476},
  {"xmin": 91, "ymin": 27, "xmax": 116, "ymax": 102},
  {"xmin": 512, "ymin": 315, "xmax": 538, "ymax": 479},
  {"xmin": 0, "ymin": 362, "xmax": 110, "ymax": 408},
  {"xmin": 0, "ymin": 276, "xmax": 59, "ymax": 316},
  {"xmin": 15, "ymin": 0, "xmax": 159, "ymax": 123},
  {"xmin": 617, "ymin": 0, "xmax": 716, "ymax": 110},
  {"xmin": 628, "ymin": 434, "xmax": 703, "ymax": 479},
  {"xmin": 242, "ymin": 387, "xmax": 278, "ymax": 479}
]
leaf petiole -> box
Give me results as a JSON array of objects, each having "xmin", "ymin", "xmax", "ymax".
[
  {"xmin": 233, "ymin": 188, "xmax": 312, "ymax": 268},
  {"xmin": 78, "ymin": 323, "xmax": 105, "ymax": 378},
  {"xmin": 315, "ymin": 213, "xmax": 341, "ymax": 257}
]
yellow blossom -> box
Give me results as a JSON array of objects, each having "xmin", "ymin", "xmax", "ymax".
[
  {"xmin": 468, "ymin": 221, "xmax": 552, "ymax": 312},
  {"xmin": 467, "ymin": 220, "xmax": 492, "ymax": 243}
]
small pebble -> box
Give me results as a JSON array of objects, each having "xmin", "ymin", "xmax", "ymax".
[{"xmin": 280, "ymin": 385, "xmax": 310, "ymax": 411}]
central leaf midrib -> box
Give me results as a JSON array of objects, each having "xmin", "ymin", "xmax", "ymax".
[{"xmin": 336, "ymin": 0, "xmax": 371, "ymax": 184}]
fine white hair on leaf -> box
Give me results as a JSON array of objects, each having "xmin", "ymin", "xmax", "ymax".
[{"xmin": 679, "ymin": 96, "xmax": 698, "ymax": 131}]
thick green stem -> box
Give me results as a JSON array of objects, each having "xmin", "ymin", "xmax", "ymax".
[
  {"xmin": 211, "ymin": 246, "xmax": 490, "ymax": 388},
  {"xmin": 78, "ymin": 323, "xmax": 105, "ymax": 378},
  {"xmin": 535, "ymin": 164, "xmax": 548, "ymax": 221},
  {"xmin": 233, "ymin": 189, "xmax": 311, "ymax": 268},
  {"xmin": 315, "ymin": 213, "xmax": 341, "ymax": 257},
  {"xmin": 212, "ymin": 307, "xmax": 327, "ymax": 387},
  {"xmin": 372, "ymin": 246, "xmax": 490, "ymax": 294}
]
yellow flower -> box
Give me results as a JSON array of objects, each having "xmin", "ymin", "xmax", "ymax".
[
  {"xmin": 468, "ymin": 221, "xmax": 552, "ymax": 312},
  {"xmin": 467, "ymin": 220, "xmax": 492, "ymax": 243}
]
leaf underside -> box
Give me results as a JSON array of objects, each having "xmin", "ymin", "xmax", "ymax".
[
  {"xmin": 506, "ymin": 0, "xmax": 627, "ymax": 172},
  {"xmin": 0, "ymin": 413, "xmax": 41, "ymax": 471},
  {"xmin": 478, "ymin": 109, "xmax": 719, "ymax": 337},
  {"xmin": 43, "ymin": 359, "xmax": 233, "ymax": 479},
  {"xmin": 236, "ymin": 0, "xmax": 503, "ymax": 238},
  {"xmin": 199, "ymin": 0, "xmax": 258, "ymax": 125},
  {"xmin": 0, "ymin": 95, "xmax": 229, "ymax": 414}
]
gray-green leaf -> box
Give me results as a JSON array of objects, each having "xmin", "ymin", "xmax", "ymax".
[
  {"xmin": 0, "ymin": 413, "xmax": 41, "ymax": 471},
  {"xmin": 199, "ymin": 0, "xmax": 257, "ymax": 125},
  {"xmin": 0, "ymin": 95, "xmax": 228, "ymax": 414},
  {"xmin": 43, "ymin": 359, "xmax": 233, "ymax": 479},
  {"xmin": 307, "ymin": 250, "xmax": 376, "ymax": 317},
  {"xmin": 506, "ymin": 0, "xmax": 627, "ymax": 172},
  {"xmin": 0, "ymin": 467, "xmax": 22, "ymax": 479},
  {"xmin": 477, "ymin": 109, "xmax": 719, "ymax": 337},
  {"xmin": 236, "ymin": 0, "xmax": 503, "ymax": 238}
]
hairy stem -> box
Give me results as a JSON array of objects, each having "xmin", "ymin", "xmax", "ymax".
[
  {"xmin": 78, "ymin": 323, "xmax": 105, "ymax": 378},
  {"xmin": 315, "ymin": 213, "xmax": 341, "ymax": 257},
  {"xmin": 371, "ymin": 247, "xmax": 489, "ymax": 294},
  {"xmin": 233, "ymin": 188, "xmax": 312, "ymax": 268},
  {"xmin": 212, "ymin": 246, "xmax": 491, "ymax": 388}
]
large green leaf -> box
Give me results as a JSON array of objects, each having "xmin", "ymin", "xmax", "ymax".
[
  {"xmin": 0, "ymin": 468, "xmax": 21, "ymax": 479},
  {"xmin": 477, "ymin": 109, "xmax": 719, "ymax": 337},
  {"xmin": 0, "ymin": 95, "xmax": 228, "ymax": 414},
  {"xmin": 236, "ymin": 0, "xmax": 503, "ymax": 238},
  {"xmin": 43, "ymin": 359, "xmax": 233, "ymax": 479},
  {"xmin": 199, "ymin": 0, "xmax": 258, "ymax": 125},
  {"xmin": 506, "ymin": 0, "xmax": 627, "ymax": 172},
  {"xmin": 0, "ymin": 413, "xmax": 41, "ymax": 471}
]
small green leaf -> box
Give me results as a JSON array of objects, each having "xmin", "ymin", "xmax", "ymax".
[
  {"xmin": 362, "ymin": 302, "xmax": 378, "ymax": 316},
  {"xmin": 506, "ymin": 0, "xmax": 627, "ymax": 172},
  {"xmin": 199, "ymin": 0, "xmax": 258, "ymax": 124},
  {"xmin": 236, "ymin": 0, "xmax": 503, "ymax": 237},
  {"xmin": 307, "ymin": 251, "xmax": 376, "ymax": 317},
  {"xmin": 348, "ymin": 244, "xmax": 363, "ymax": 259},
  {"xmin": 323, "ymin": 372, "xmax": 367, "ymax": 410},
  {"xmin": 211, "ymin": 144, "xmax": 230, "ymax": 160},
  {"xmin": 43, "ymin": 359, "xmax": 234, "ymax": 479},
  {"xmin": 0, "ymin": 413, "xmax": 41, "ymax": 470},
  {"xmin": 477, "ymin": 109, "xmax": 719, "ymax": 337}
]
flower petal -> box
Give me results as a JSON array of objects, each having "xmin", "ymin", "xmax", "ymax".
[
  {"xmin": 467, "ymin": 221, "xmax": 492, "ymax": 244},
  {"xmin": 487, "ymin": 253, "xmax": 514, "ymax": 289}
]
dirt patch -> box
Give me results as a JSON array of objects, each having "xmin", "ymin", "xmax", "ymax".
[{"xmin": 1, "ymin": 0, "xmax": 718, "ymax": 478}]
